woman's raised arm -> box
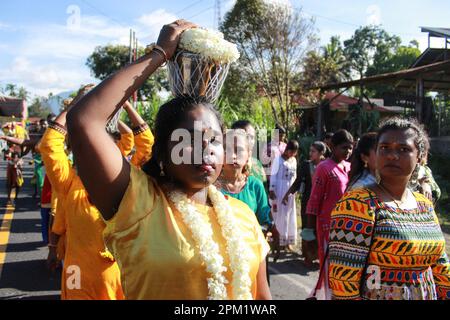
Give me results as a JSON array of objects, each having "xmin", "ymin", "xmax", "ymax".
[{"xmin": 67, "ymin": 20, "xmax": 196, "ymax": 220}]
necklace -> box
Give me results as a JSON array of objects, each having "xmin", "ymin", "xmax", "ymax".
[
  {"xmin": 378, "ymin": 182, "xmax": 407, "ymax": 211},
  {"xmin": 168, "ymin": 185, "xmax": 253, "ymax": 300},
  {"xmin": 222, "ymin": 175, "xmax": 247, "ymax": 194}
]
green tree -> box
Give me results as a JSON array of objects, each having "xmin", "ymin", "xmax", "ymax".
[
  {"xmin": 28, "ymin": 97, "xmax": 52, "ymax": 118},
  {"xmin": 86, "ymin": 44, "xmax": 169, "ymax": 100},
  {"xmin": 343, "ymin": 25, "xmax": 421, "ymax": 88},
  {"xmin": 5, "ymin": 83, "xmax": 17, "ymax": 97},
  {"xmin": 367, "ymin": 43, "xmax": 421, "ymax": 97},
  {"xmin": 17, "ymin": 87, "xmax": 30, "ymax": 101},
  {"xmin": 343, "ymin": 25, "xmax": 402, "ymax": 79},
  {"xmin": 323, "ymin": 36, "xmax": 351, "ymax": 82},
  {"xmin": 221, "ymin": 0, "xmax": 318, "ymax": 132}
]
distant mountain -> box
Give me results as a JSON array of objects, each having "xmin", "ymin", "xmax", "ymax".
[{"xmin": 44, "ymin": 91, "xmax": 73, "ymax": 114}]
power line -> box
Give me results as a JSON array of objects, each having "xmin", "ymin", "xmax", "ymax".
[
  {"xmin": 175, "ymin": 0, "xmax": 206, "ymax": 15},
  {"xmin": 79, "ymin": 0, "xmax": 128, "ymax": 28},
  {"xmin": 296, "ymin": 7, "xmax": 423, "ymax": 40},
  {"xmin": 186, "ymin": 5, "xmax": 215, "ymax": 20}
]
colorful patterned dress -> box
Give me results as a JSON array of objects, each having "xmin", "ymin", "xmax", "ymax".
[{"xmin": 328, "ymin": 188, "xmax": 450, "ymax": 300}]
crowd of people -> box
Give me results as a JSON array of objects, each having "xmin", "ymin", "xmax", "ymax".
[{"xmin": 0, "ymin": 20, "xmax": 449, "ymax": 300}]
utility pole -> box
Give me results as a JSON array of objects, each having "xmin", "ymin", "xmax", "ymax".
[
  {"xmin": 134, "ymin": 36, "xmax": 138, "ymax": 108},
  {"xmin": 214, "ymin": 0, "xmax": 222, "ymax": 30},
  {"xmin": 129, "ymin": 29, "xmax": 138, "ymax": 108}
]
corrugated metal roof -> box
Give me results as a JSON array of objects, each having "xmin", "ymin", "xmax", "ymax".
[
  {"xmin": 412, "ymin": 48, "xmax": 449, "ymax": 68},
  {"xmin": 421, "ymin": 27, "xmax": 450, "ymax": 38},
  {"xmin": 0, "ymin": 97, "xmax": 27, "ymax": 118}
]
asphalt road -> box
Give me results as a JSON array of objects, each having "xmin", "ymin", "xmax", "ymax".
[
  {"xmin": 0, "ymin": 155, "xmax": 61, "ymax": 300},
  {"xmin": 0, "ymin": 157, "xmax": 318, "ymax": 300}
]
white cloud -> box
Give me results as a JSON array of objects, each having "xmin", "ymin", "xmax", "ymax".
[
  {"xmin": 0, "ymin": 8, "xmax": 180, "ymax": 97},
  {"xmin": 0, "ymin": 22, "xmax": 10, "ymax": 30},
  {"xmin": 135, "ymin": 9, "xmax": 178, "ymax": 43},
  {"xmin": 366, "ymin": 5, "xmax": 382, "ymax": 25},
  {"xmin": 0, "ymin": 56, "xmax": 95, "ymax": 97},
  {"xmin": 17, "ymin": 15, "xmax": 131, "ymax": 60}
]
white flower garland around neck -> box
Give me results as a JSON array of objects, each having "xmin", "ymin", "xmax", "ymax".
[{"xmin": 168, "ymin": 185, "xmax": 253, "ymax": 300}]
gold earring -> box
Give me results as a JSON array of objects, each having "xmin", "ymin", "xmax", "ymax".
[
  {"xmin": 159, "ymin": 161, "xmax": 165, "ymax": 177},
  {"xmin": 375, "ymin": 169, "xmax": 381, "ymax": 184}
]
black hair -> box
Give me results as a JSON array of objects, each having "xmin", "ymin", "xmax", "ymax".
[
  {"xmin": 377, "ymin": 116, "xmax": 429, "ymax": 162},
  {"xmin": 275, "ymin": 124, "xmax": 286, "ymax": 135},
  {"xmin": 349, "ymin": 132, "xmax": 378, "ymax": 187},
  {"xmin": 324, "ymin": 132, "xmax": 334, "ymax": 140},
  {"xmin": 110, "ymin": 131, "xmax": 121, "ymax": 141},
  {"xmin": 311, "ymin": 141, "xmax": 328, "ymax": 155},
  {"xmin": 142, "ymin": 96, "xmax": 224, "ymax": 179},
  {"xmin": 47, "ymin": 113, "xmax": 56, "ymax": 122},
  {"xmin": 231, "ymin": 120, "xmax": 252, "ymax": 130},
  {"xmin": 285, "ymin": 140, "xmax": 300, "ymax": 152},
  {"xmin": 331, "ymin": 129, "xmax": 354, "ymax": 146}
]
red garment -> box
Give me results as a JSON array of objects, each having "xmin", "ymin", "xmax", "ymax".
[
  {"xmin": 41, "ymin": 175, "xmax": 52, "ymax": 205},
  {"xmin": 306, "ymin": 159, "xmax": 351, "ymax": 267}
]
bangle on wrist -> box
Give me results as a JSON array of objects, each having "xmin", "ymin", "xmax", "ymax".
[
  {"xmin": 48, "ymin": 244, "xmax": 57, "ymax": 248},
  {"xmin": 145, "ymin": 43, "xmax": 168, "ymax": 66}
]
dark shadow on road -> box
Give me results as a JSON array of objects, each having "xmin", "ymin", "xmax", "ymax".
[
  {"xmin": 12, "ymin": 200, "xmax": 40, "ymax": 213},
  {"xmin": 8, "ymin": 218, "xmax": 43, "ymax": 235},
  {"xmin": 0, "ymin": 260, "xmax": 61, "ymax": 294},
  {"xmin": 3, "ymin": 241, "xmax": 45, "ymax": 253},
  {"xmin": 268, "ymin": 251, "xmax": 320, "ymax": 277}
]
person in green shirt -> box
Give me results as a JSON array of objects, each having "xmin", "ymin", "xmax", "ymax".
[
  {"xmin": 231, "ymin": 120, "xmax": 267, "ymax": 184},
  {"xmin": 217, "ymin": 128, "xmax": 277, "ymax": 282},
  {"xmin": 217, "ymin": 128, "xmax": 273, "ymax": 228}
]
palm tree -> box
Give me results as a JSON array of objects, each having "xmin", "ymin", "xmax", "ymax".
[
  {"xmin": 17, "ymin": 87, "xmax": 30, "ymax": 101},
  {"xmin": 5, "ymin": 83, "xmax": 17, "ymax": 97},
  {"xmin": 323, "ymin": 36, "xmax": 350, "ymax": 82}
]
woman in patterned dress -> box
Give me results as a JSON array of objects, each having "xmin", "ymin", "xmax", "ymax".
[{"xmin": 328, "ymin": 117, "xmax": 450, "ymax": 300}]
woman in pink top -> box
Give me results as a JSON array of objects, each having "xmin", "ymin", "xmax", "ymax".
[{"xmin": 303, "ymin": 129, "xmax": 354, "ymax": 298}]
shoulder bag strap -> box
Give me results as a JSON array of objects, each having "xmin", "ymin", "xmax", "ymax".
[{"xmin": 309, "ymin": 187, "xmax": 380, "ymax": 300}]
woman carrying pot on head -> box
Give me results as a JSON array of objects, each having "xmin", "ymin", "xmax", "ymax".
[{"xmin": 66, "ymin": 20, "xmax": 271, "ymax": 300}]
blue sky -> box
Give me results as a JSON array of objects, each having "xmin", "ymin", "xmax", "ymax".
[{"xmin": 0, "ymin": 0, "xmax": 449, "ymax": 98}]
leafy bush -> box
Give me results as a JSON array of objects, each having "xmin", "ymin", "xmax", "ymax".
[{"xmin": 428, "ymin": 153, "xmax": 450, "ymax": 218}]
